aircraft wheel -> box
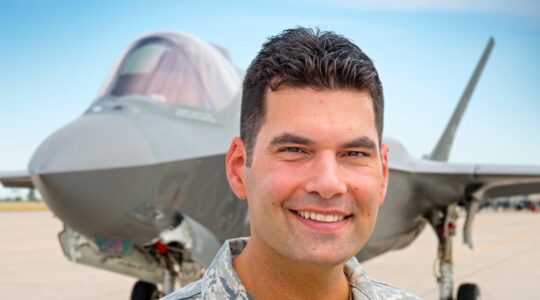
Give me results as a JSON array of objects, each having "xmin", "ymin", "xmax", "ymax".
[
  {"xmin": 131, "ymin": 280, "xmax": 159, "ymax": 300},
  {"xmin": 457, "ymin": 283, "xmax": 481, "ymax": 300}
]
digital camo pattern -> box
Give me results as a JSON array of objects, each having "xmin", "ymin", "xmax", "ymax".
[
  {"xmin": 344, "ymin": 259, "xmax": 421, "ymax": 300},
  {"xmin": 162, "ymin": 238, "xmax": 420, "ymax": 300},
  {"xmin": 161, "ymin": 238, "xmax": 251, "ymax": 300}
]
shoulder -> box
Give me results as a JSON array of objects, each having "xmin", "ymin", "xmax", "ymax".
[
  {"xmin": 160, "ymin": 280, "xmax": 202, "ymax": 300},
  {"xmin": 369, "ymin": 279, "xmax": 421, "ymax": 300},
  {"xmin": 344, "ymin": 258, "xmax": 420, "ymax": 300}
]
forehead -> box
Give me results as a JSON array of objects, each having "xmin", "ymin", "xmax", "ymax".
[{"xmin": 260, "ymin": 86, "xmax": 378, "ymax": 142}]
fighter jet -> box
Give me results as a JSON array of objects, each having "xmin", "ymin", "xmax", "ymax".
[{"xmin": 1, "ymin": 31, "xmax": 539, "ymax": 300}]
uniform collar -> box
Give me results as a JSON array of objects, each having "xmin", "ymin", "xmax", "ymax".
[{"xmin": 200, "ymin": 238, "xmax": 380, "ymax": 300}]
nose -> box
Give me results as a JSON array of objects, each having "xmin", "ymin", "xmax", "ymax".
[{"xmin": 304, "ymin": 153, "xmax": 347, "ymax": 199}]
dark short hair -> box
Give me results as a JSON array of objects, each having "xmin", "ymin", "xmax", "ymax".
[{"xmin": 241, "ymin": 27, "xmax": 384, "ymax": 166}]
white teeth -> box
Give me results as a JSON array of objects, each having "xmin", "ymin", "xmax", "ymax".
[{"xmin": 295, "ymin": 210, "xmax": 345, "ymax": 223}]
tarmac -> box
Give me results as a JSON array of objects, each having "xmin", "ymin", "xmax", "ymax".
[
  {"xmin": 363, "ymin": 210, "xmax": 540, "ymax": 299},
  {"xmin": 0, "ymin": 209, "xmax": 538, "ymax": 299}
]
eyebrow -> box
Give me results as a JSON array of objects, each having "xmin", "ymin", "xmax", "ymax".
[
  {"xmin": 341, "ymin": 136, "xmax": 377, "ymax": 149},
  {"xmin": 268, "ymin": 133, "xmax": 377, "ymax": 150},
  {"xmin": 269, "ymin": 133, "xmax": 314, "ymax": 146}
]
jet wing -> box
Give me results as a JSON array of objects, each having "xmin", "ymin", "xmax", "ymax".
[
  {"xmin": 0, "ymin": 170, "xmax": 34, "ymax": 188},
  {"xmin": 468, "ymin": 164, "xmax": 540, "ymax": 198},
  {"xmin": 400, "ymin": 161, "xmax": 540, "ymax": 200},
  {"xmin": 399, "ymin": 161, "xmax": 540, "ymax": 248}
]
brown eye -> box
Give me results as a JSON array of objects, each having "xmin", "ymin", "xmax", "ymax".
[
  {"xmin": 344, "ymin": 151, "xmax": 367, "ymax": 157},
  {"xmin": 280, "ymin": 147, "xmax": 305, "ymax": 153}
]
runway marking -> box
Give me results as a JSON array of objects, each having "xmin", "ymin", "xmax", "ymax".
[{"xmin": 0, "ymin": 202, "xmax": 48, "ymax": 211}]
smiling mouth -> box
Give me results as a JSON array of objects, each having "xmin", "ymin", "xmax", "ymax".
[{"xmin": 291, "ymin": 210, "xmax": 351, "ymax": 223}]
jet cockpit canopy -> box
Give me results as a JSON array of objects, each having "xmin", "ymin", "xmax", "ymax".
[{"xmin": 101, "ymin": 32, "xmax": 240, "ymax": 111}]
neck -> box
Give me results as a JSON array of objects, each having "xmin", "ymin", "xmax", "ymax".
[{"xmin": 233, "ymin": 237, "xmax": 351, "ymax": 300}]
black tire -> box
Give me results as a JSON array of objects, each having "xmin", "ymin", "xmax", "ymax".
[
  {"xmin": 457, "ymin": 283, "xmax": 481, "ymax": 300},
  {"xmin": 131, "ymin": 281, "xmax": 159, "ymax": 300}
]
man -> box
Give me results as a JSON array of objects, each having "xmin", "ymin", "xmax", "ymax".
[{"xmin": 164, "ymin": 27, "xmax": 419, "ymax": 300}]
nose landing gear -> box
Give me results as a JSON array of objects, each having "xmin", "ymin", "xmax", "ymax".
[{"xmin": 129, "ymin": 241, "xmax": 179, "ymax": 300}]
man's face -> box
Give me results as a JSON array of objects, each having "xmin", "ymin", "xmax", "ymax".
[{"xmin": 227, "ymin": 86, "xmax": 389, "ymax": 266}]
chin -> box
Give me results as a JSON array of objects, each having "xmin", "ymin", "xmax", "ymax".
[
  {"xmin": 299, "ymin": 254, "xmax": 352, "ymax": 267},
  {"xmin": 291, "ymin": 245, "xmax": 359, "ymax": 267}
]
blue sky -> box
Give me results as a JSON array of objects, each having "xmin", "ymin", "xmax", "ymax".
[{"xmin": 1, "ymin": 0, "xmax": 539, "ymax": 196}]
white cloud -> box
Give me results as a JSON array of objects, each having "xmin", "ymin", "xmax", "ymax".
[{"xmin": 307, "ymin": 0, "xmax": 540, "ymax": 16}]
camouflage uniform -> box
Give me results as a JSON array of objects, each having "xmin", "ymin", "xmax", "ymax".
[{"xmin": 162, "ymin": 238, "xmax": 420, "ymax": 300}]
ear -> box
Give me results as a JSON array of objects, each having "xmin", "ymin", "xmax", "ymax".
[
  {"xmin": 378, "ymin": 144, "xmax": 390, "ymax": 205},
  {"xmin": 226, "ymin": 137, "xmax": 248, "ymax": 200}
]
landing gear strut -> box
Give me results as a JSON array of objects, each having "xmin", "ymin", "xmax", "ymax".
[
  {"xmin": 434, "ymin": 204, "xmax": 458, "ymax": 300},
  {"xmin": 163, "ymin": 265, "xmax": 176, "ymax": 295},
  {"xmin": 430, "ymin": 203, "xmax": 481, "ymax": 300},
  {"xmin": 155, "ymin": 241, "xmax": 178, "ymax": 296}
]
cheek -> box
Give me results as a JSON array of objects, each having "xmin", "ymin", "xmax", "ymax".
[
  {"xmin": 254, "ymin": 164, "xmax": 303, "ymax": 202},
  {"xmin": 351, "ymin": 180, "xmax": 381, "ymax": 238},
  {"xmin": 351, "ymin": 174, "xmax": 384, "ymax": 210}
]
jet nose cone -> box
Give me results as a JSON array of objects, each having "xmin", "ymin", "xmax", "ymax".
[
  {"xmin": 30, "ymin": 114, "xmax": 154, "ymax": 173},
  {"xmin": 29, "ymin": 114, "xmax": 159, "ymax": 239}
]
